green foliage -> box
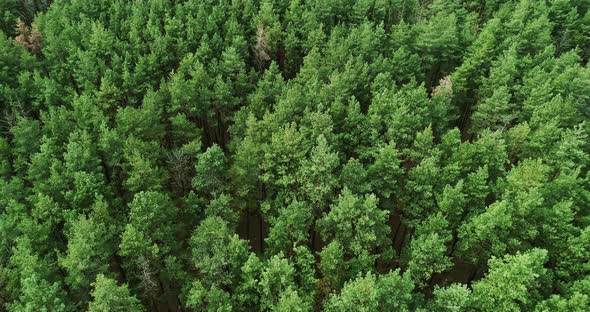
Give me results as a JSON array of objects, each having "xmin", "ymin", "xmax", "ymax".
[
  {"xmin": 190, "ymin": 216, "xmax": 249, "ymax": 289},
  {"xmin": 193, "ymin": 144, "xmax": 229, "ymax": 197},
  {"xmin": 266, "ymin": 200, "xmax": 313, "ymax": 254},
  {"xmin": 472, "ymin": 248, "xmax": 549, "ymax": 312},
  {"xmin": 258, "ymin": 254, "xmax": 300, "ymax": 311},
  {"xmin": 323, "ymin": 273, "xmax": 380, "ymax": 312},
  {"xmin": 367, "ymin": 141, "xmax": 403, "ymax": 198},
  {"xmin": 88, "ymin": 275, "xmax": 144, "ymax": 312},
  {"xmin": 7, "ymin": 274, "xmax": 68, "ymax": 312},
  {"xmin": 274, "ymin": 287, "xmax": 312, "ymax": 312},
  {"xmin": 429, "ymin": 284, "xmax": 472, "ymax": 312},
  {"xmin": 324, "ymin": 270, "xmax": 414, "ymax": 312},
  {"xmin": 405, "ymin": 213, "xmax": 452, "ymax": 286},
  {"xmin": 60, "ymin": 213, "xmax": 115, "ymax": 292},
  {"xmin": 2, "ymin": 0, "xmax": 589, "ymax": 310},
  {"xmin": 318, "ymin": 188, "xmax": 390, "ymax": 259},
  {"xmin": 186, "ymin": 281, "xmax": 232, "ymax": 312}
]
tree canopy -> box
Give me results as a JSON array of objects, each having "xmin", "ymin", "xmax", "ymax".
[{"xmin": 1, "ymin": 0, "xmax": 590, "ymax": 311}]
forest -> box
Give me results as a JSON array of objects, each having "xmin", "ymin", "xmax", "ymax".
[{"xmin": 1, "ymin": 0, "xmax": 590, "ymax": 311}]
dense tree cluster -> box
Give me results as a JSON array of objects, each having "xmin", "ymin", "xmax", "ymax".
[{"xmin": 1, "ymin": 0, "xmax": 590, "ymax": 311}]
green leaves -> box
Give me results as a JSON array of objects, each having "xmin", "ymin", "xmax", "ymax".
[
  {"xmin": 193, "ymin": 144, "xmax": 229, "ymax": 197},
  {"xmin": 1, "ymin": 0, "xmax": 589, "ymax": 311},
  {"xmin": 88, "ymin": 275, "xmax": 144, "ymax": 312},
  {"xmin": 429, "ymin": 284, "xmax": 471, "ymax": 312},
  {"xmin": 266, "ymin": 200, "xmax": 313, "ymax": 254},
  {"xmin": 190, "ymin": 216, "xmax": 249, "ymax": 288},
  {"xmin": 471, "ymin": 86, "xmax": 515, "ymax": 133},
  {"xmin": 318, "ymin": 188, "xmax": 390, "ymax": 260},
  {"xmin": 7, "ymin": 274, "xmax": 68, "ymax": 312},
  {"xmin": 472, "ymin": 248, "xmax": 548, "ymax": 312},
  {"xmin": 367, "ymin": 142, "xmax": 403, "ymax": 199},
  {"xmin": 324, "ymin": 272, "xmax": 380, "ymax": 312},
  {"xmin": 324, "ymin": 270, "xmax": 414, "ymax": 312},
  {"xmin": 60, "ymin": 214, "xmax": 115, "ymax": 291},
  {"xmin": 405, "ymin": 213, "xmax": 452, "ymax": 286}
]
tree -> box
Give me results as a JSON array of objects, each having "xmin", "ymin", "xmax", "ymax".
[
  {"xmin": 5, "ymin": 236, "xmax": 69, "ymax": 312},
  {"xmin": 192, "ymin": 144, "xmax": 229, "ymax": 197},
  {"xmin": 228, "ymin": 129, "xmax": 263, "ymax": 208},
  {"xmin": 2, "ymin": 0, "xmax": 590, "ymax": 310},
  {"xmin": 0, "ymin": 1, "xmax": 19, "ymax": 36},
  {"xmin": 253, "ymin": 0, "xmax": 282, "ymax": 66},
  {"xmin": 60, "ymin": 212, "xmax": 116, "ymax": 292},
  {"xmin": 403, "ymin": 155, "xmax": 441, "ymax": 227},
  {"xmin": 318, "ymin": 188, "xmax": 390, "ymax": 261},
  {"xmin": 0, "ymin": 137, "xmax": 10, "ymax": 177},
  {"xmin": 340, "ymin": 158, "xmax": 372, "ymax": 195},
  {"xmin": 185, "ymin": 281, "xmax": 232, "ymax": 312},
  {"xmin": 429, "ymin": 284, "xmax": 471, "ymax": 312},
  {"xmin": 415, "ymin": 12, "xmax": 461, "ymax": 89},
  {"xmin": 376, "ymin": 270, "xmax": 415, "ymax": 311},
  {"xmin": 471, "ymin": 86, "xmax": 514, "ymax": 134},
  {"xmin": 190, "ymin": 216, "xmax": 249, "ymax": 289},
  {"xmin": 235, "ymin": 253, "xmax": 264, "ymax": 309},
  {"xmin": 265, "ymin": 200, "xmax": 312, "ymax": 254},
  {"xmin": 244, "ymin": 62, "xmax": 285, "ymax": 119},
  {"xmin": 324, "ymin": 272, "xmax": 380, "ymax": 312},
  {"xmin": 7, "ymin": 274, "xmax": 68, "ymax": 312},
  {"xmin": 274, "ymin": 287, "xmax": 312, "ymax": 312},
  {"xmin": 119, "ymin": 191, "xmax": 177, "ymax": 299},
  {"xmin": 367, "ymin": 141, "xmax": 403, "ymax": 199},
  {"xmin": 292, "ymin": 245, "xmax": 317, "ymax": 304},
  {"xmin": 405, "ymin": 213, "xmax": 452, "ymax": 286},
  {"xmin": 556, "ymin": 226, "xmax": 590, "ymax": 283},
  {"xmin": 368, "ymin": 82, "xmax": 436, "ymax": 147},
  {"xmin": 319, "ymin": 240, "xmax": 348, "ymax": 293},
  {"xmin": 124, "ymin": 151, "xmax": 166, "ymax": 194},
  {"xmin": 535, "ymin": 275, "xmax": 590, "ymax": 312},
  {"xmin": 472, "ymin": 248, "xmax": 548, "ymax": 312},
  {"xmin": 88, "ymin": 274, "xmax": 144, "ymax": 312},
  {"xmin": 9, "ymin": 117, "xmax": 41, "ymax": 174},
  {"xmin": 260, "ymin": 122, "xmax": 308, "ymax": 202},
  {"xmin": 258, "ymin": 254, "xmax": 301, "ymax": 311},
  {"xmin": 116, "ymin": 94, "xmax": 166, "ymax": 141},
  {"xmin": 324, "ymin": 270, "xmax": 414, "ymax": 312},
  {"xmin": 436, "ymin": 180, "xmax": 467, "ymax": 228},
  {"xmin": 121, "ymin": 191, "xmax": 176, "ymax": 255},
  {"xmin": 296, "ymin": 134, "xmax": 339, "ymax": 214},
  {"xmin": 204, "ymin": 193, "xmax": 238, "ymax": 229}
]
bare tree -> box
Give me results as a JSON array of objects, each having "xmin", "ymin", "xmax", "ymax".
[
  {"xmin": 135, "ymin": 256, "xmax": 159, "ymax": 296},
  {"xmin": 432, "ymin": 75, "xmax": 453, "ymax": 98},
  {"xmin": 255, "ymin": 24, "xmax": 271, "ymax": 65},
  {"xmin": 167, "ymin": 148, "xmax": 196, "ymax": 194},
  {"xmin": 14, "ymin": 19, "xmax": 42, "ymax": 54}
]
